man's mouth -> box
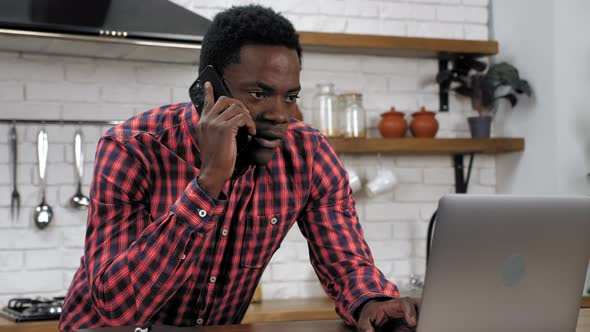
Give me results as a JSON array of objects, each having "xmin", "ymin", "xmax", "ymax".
[{"xmin": 253, "ymin": 136, "xmax": 283, "ymax": 149}]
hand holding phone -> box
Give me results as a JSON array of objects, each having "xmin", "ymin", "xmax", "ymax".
[
  {"xmin": 189, "ymin": 65, "xmax": 251, "ymax": 157},
  {"xmin": 189, "ymin": 65, "xmax": 231, "ymax": 114},
  {"xmin": 188, "ymin": 66, "xmax": 256, "ymax": 197}
]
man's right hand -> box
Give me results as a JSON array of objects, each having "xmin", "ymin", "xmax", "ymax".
[
  {"xmin": 195, "ymin": 81, "xmax": 256, "ymax": 198},
  {"xmin": 356, "ymin": 298, "xmax": 419, "ymax": 332}
]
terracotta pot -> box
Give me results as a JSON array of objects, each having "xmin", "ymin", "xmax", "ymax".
[
  {"xmin": 410, "ymin": 107, "xmax": 439, "ymax": 138},
  {"xmin": 378, "ymin": 107, "xmax": 408, "ymax": 138}
]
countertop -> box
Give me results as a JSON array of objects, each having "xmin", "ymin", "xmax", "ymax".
[
  {"xmin": 1, "ymin": 297, "xmax": 590, "ymax": 332},
  {"xmin": 66, "ymin": 311, "xmax": 590, "ymax": 332},
  {"xmin": 0, "ymin": 298, "xmax": 337, "ymax": 332}
]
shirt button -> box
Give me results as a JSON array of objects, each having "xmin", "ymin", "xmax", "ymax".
[
  {"xmin": 181, "ymin": 254, "xmax": 186, "ymax": 260},
  {"xmin": 270, "ymin": 217, "xmax": 278, "ymax": 225},
  {"xmin": 221, "ymin": 229, "xmax": 228, "ymax": 237},
  {"xmin": 198, "ymin": 209, "xmax": 207, "ymax": 218},
  {"xmin": 210, "ymin": 276, "xmax": 217, "ymax": 283},
  {"xmin": 196, "ymin": 318, "xmax": 204, "ymax": 325}
]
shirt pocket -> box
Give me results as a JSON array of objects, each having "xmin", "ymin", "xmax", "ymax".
[{"xmin": 240, "ymin": 212, "xmax": 294, "ymax": 269}]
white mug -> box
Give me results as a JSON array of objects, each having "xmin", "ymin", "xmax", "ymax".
[
  {"xmin": 347, "ymin": 168, "xmax": 362, "ymax": 193},
  {"xmin": 365, "ymin": 168, "xmax": 398, "ymax": 197}
]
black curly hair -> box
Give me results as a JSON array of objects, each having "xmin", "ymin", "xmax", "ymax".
[{"xmin": 198, "ymin": 5, "xmax": 302, "ymax": 75}]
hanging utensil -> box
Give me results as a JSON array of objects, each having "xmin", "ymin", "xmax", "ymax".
[
  {"xmin": 10, "ymin": 122, "xmax": 20, "ymax": 220},
  {"xmin": 34, "ymin": 128, "xmax": 53, "ymax": 229},
  {"xmin": 70, "ymin": 128, "xmax": 90, "ymax": 209}
]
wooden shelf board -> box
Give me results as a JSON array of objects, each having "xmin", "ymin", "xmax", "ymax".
[
  {"xmin": 299, "ymin": 32, "xmax": 498, "ymax": 58},
  {"xmin": 329, "ymin": 138, "xmax": 524, "ymax": 154}
]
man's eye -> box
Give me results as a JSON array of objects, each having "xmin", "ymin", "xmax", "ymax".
[
  {"xmin": 249, "ymin": 92, "xmax": 265, "ymax": 100},
  {"xmin": 286, "ymin": 95, "xmax": 300, "ymax": 103}
]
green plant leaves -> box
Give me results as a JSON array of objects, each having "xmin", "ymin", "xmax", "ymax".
[{"xmin": 438, "ymin": 61, "xmax": 531, "ymax": 114}]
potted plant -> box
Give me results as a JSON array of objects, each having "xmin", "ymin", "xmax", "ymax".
[{"xmin": 437, "ymin": 61, "xmax": 532, "ymax": 138}]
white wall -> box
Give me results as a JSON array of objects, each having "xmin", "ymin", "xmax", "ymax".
[
  {"xmin": 492, "ymin": 0, "xmax": 590, "ymax": 293},
  {"xmin": 553, "ymin": 1, "xmax": 590, "ymax": 194},
  {"xmin": 491, "ymin": 0, "xmax": 558, "ymax": 194},
  {"xmin": 493, "ymin": 0, "xmax": 590, "ymax": 195},
  {"xmin": 0, "ymin": 0, "xmax": 492, "ymax": 304}
]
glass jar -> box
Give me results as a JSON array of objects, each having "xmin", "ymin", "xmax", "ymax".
[
  {"xmin": 312, "ymin": 83, "xmax": 342, "ymax": 138},
  {"xmin": 338, "ymin": 92, "xmax": 367, "ymax": 138}
]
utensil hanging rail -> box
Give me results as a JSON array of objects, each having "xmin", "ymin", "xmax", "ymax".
[{"xmin": 0, "ymin": 119, "xmax": 123, "ymax": 125}]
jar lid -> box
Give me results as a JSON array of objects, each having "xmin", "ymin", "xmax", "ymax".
[
  {"xmin": 316, "ymin": 82, "xmax": 334, "ymax": 87},
  {"xmin": 381, "ymin": 107, "xmax": 405, "ymax": 117},
  {"xmin": 412, "ymin": 106, "xmax": 436, "ymax": 116}
]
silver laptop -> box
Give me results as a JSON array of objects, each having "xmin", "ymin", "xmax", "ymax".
[{"xmin": 418, "ymin": 194, "xmax": 590, "ymax": 332}]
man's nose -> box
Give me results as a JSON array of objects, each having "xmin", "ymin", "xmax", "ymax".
[{"xmin": 261, "ymin": 96, "xmax": 289, "ymax": 124}]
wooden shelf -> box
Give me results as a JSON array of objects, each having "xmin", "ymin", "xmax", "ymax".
[
  {"xmin": 299, "ymin": 32, "xmax": 498, "ymax": 58},
  {"xmin": 329, "ymin": 138, "xmax": 525, "ymax": 154}
]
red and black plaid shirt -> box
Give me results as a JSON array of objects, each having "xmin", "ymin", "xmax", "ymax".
[{"xmin": 59, "ymin": 103, "xmax": 398, "ymax": 332}]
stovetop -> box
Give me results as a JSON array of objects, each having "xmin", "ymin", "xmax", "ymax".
[{"xmin": 0, "ymin": 297, "xmax": 64, "ymax": 322}]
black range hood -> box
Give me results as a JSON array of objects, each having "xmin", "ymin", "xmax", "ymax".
[{"xmin": 0, "ymin": 0, "xmax": 211, "ymax": 43}]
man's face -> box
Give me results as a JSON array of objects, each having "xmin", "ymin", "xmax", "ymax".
[{"xmin": 222, "ymin": 45, "xmax": 301, "ymax": 166}]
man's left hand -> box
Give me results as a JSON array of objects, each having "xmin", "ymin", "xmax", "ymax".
[{"xmin": 356, "ymin": 297, "xmax": 420, "ymax": 332}]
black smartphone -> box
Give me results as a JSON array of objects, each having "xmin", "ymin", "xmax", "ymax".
[{"xmin": 189, "ymin": 65, "xmax": 250, "ymax": 161}]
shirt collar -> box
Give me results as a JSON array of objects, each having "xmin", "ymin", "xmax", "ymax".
[{"xmin": 183, "ymin": 102, "xmax": 201, "ymax": 152}]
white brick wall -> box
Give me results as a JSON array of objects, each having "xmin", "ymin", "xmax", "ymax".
[{"xmin": 0, "ymin": 0, "xmax": 491, "ymax": 304}]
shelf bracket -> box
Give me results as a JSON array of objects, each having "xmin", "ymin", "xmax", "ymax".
[
  {"xmin": 438, "ymin": 57, "xmax": 450, "ymax": 112},
  {"xmin": 452, "ymin": 153, "xmax": 474, "ymax": 194},
  {"xmin": 437, "ymin": 54, "xmax": 488, "ymax": 112}
]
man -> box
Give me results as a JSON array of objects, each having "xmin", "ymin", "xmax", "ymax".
[{"xmin": 60, "ymin": 5, "xmax": 418, "ymax": 332}]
